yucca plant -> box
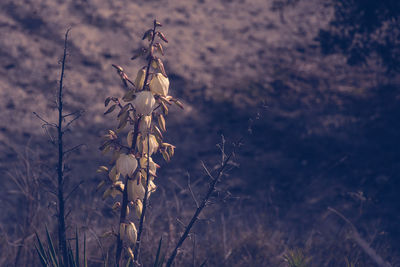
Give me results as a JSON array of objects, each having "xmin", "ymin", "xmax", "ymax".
[
  {"xmin": 283, "ymin": 249, "xmax": 311, "ymax": 267},
  {"xmin": 35, "ymin": 227, "xmax": 87, "ymax": 267},
  {"xmin": 97, "ymin": 19, "xmax": 183, "ymax": 266}
]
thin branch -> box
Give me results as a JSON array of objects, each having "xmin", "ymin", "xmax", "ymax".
[
  {"xmin": 33, "ymin": 112, "xmax": 57, "ymax": 127},
  {"xmin": 328, "ymin": 207, "xmax": 392, "ymax": 267},
  {"xmin": 65, "ymin": 181, "xmax": 84, "ymax": 201},
  {"xmin": 166, "ymin": 153, "xmax": 233, "ymax": 267},
  {"xmin": 63, "ymin": 110, "xmax": 84, "ymax": 130},
  {"xmin": 62, "ymin": 110, "xmax": 82, "ymax": 119},
  {"xmin": 63, "ymin": 144, "xmax": 85, "ymax": 155},
  {"xmin": 56, "ymin": 28, "xmax": 71, "ymax": 266},
  {"xmin": 187, "ymin": 172, "xmax": 199, "ymax": 208}
]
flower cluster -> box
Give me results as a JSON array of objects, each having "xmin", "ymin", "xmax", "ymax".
[{"xmin": 96, "ymin": 20, "xmax": 183, "ymax": 262}]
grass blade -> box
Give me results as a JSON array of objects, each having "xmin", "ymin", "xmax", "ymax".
[
  {"xmin": 125, "ymin": 257, "xmax": 132, "ymax": 267},
  {"xmin": 153, "ymin": 236, "xmax": 163, "ymax": 267},
  {"xmin": 35, "ymin": 233, "xmax": 48, "ymax": 266},
  {"xmin": 199, "ymin": 259, "xmax": 207, "ymax": 267},
  {"xmin": 83, "ymin": 232, "xmax": 87, "ymax": 267},
  {"xmin": 75, "ymin": 228, "xmax": 80, "ymax": 267},
  {"xmin": 35, "ymin": 243, "xmax": 49, "ymax": 267},
  {"xmin": 45, "ymin": 226, "xmax": 59, "ymax": 267}
]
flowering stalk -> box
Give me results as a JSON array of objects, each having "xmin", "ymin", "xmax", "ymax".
[{"xmin": 97, "ymin": 20, "xmax": 182, "ymax": 266}]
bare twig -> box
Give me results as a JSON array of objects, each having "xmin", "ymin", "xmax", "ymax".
[
  {"xmin": 187, "ymin": 172, "xmax": 199, "ymax": 208},
  {"xmin": 166, "ymin": 152, "xmax": 233, "ymax": 267},
  {"xmin": 56, "ymin": 28, "xmax": 71, "ymax": 266}
]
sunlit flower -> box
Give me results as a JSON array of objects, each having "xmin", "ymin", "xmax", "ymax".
[
  {"xmin": 116, "ymin": 153, "xmax": 138, "ymax": 177},
  {"xmin": 150, "ymin": 73, "xmax": 169, "ymax": 96},
  {"xmin": 133, "ymin": 91, "xmax": 155, "ymax": 115}
]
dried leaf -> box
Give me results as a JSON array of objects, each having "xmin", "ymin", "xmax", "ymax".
[
  {"xmin": 161, "ymin": 150, "xmax": 170, "ymax": 162},
  {"xmin": 142, "ymin": 29, "xmax": 152, "ymax": 40},
  {"xmin": 127, "ymin": 130, "xmax": 134, "ymax": 148},
  {"xmin": 158, "ymin": 114, "xmax": 166, "ymax": 132},
  {"xmin": 153, "ymin": 125, "xmax": 163, "ymax": 140},
  {"xmin": 122, "ymin": 89, "xmax": 136, "ymax": 102},
  {"xmin": 105, "ymin": 97, "xmax": 111, "ymax": 107},
  {"xmin": 96, "ymin": 166, "xmax": 109, "ymax": 173},
  {"xmin": 156, "ymin": 58, "xmax": 167, "ymax": 77},
  {"xmin": 118, "ymin": 104, "xmax": 130, "ymax": 118},
  {"xmin": 104, "ymin": 104, "xmax": 117, "ymax": 115},
  {"xmin": 157, "ymin": 32, "xmax": 168, "ymax": 43}
]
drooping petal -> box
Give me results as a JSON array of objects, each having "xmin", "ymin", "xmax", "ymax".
[
  {"xmin": 116, "ymin": 154, "xmax": 138, "ymax": 177},
  {"xmin": 133, "ymin": 91, "xmax": 155, "ymax": 115},
  {"xmin": 150, "ymin": 73, "xmax": 169, "ymax": 96}
]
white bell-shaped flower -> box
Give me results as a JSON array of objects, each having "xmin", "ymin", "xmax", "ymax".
[
  {"xmin": 150, "ymin": 73, "xmax": 169, "ymax": 96},
  {"xmin": 116, "ymin": 153, "xmax": 138, "ymax": 177},
  {"xmin": 133, "ymin": 91, "xmax": 155, "ymax": 115},
  {"xmin": 127, "ymin": 178, "xmax": 146, "ymax": 201}
]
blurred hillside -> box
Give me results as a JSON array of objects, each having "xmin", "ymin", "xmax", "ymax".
[{"xmin": 0, "ymin": 0, "xmax": 399, "ymax": 266}]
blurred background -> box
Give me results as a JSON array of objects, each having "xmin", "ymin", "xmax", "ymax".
[{"xmin": 0, "ymin": 0, "xmax": 399, "ymax": 266}]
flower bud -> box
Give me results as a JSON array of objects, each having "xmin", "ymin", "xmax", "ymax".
[
  {"xmin": 116, "ymin": 154, "xmax": 138, "ymax": 177},
  {"xmin": 134, "ymin": 68, "xmax": 146, "ymax": 90},
  {"xmin": 108, "ymin": 166, "xmax": 120, "ymax": 182},
  {"xmin": 139, "ymin": 115, "xmax": 152, "ymax": 133},
  {"xmin": 133, "ymin": 91, "xmax": 155, "ymax": 115},
  {"xmin": 134, "ymin": 199, "xmax": 143, "ymax": 218},
  {"xmin": 150, "ymin": 73, "xmax": 169, "ymax": 96},
  {"xmin": 126, "ymin": 222, "xmax": 137, "ymax": 245}
]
